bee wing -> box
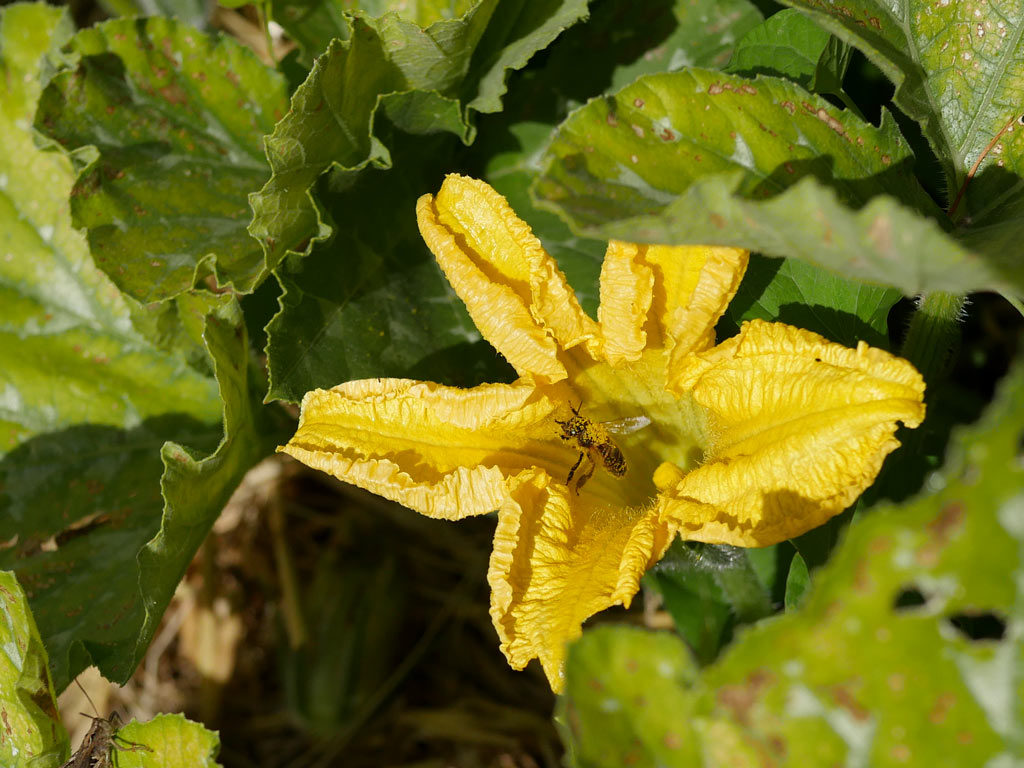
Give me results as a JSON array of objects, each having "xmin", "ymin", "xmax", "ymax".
[{"xmin": 603, "ymin": 415, "xmax": 651, "ymax": 435}]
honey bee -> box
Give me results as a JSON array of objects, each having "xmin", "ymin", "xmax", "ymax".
[{"xmin": 555, "ymin": 403, "xmax": 651, "ymax": 494}]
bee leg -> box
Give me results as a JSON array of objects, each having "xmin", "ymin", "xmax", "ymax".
[
  {"xmin": 574, "ymin": 460, "xmax": 595, "ymax": 494},
  {"xmin": 566, "ymin": 452, "xmax": 584, "ymax": 485}
]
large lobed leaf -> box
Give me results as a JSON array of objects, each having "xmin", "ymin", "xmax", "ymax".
[
  {"xmin": 0, "ymin": 3, "xmax": 269, "ymax": 689},
  {"xmin": 782, "ymin": 1, "xmax": 1024, "ymax": 221},
  {"xmin": 0, "ymin": 571, "xmax": 67, "ymax": 768},
  {"xmin": 264, "ymin": 136, "xmax": 515, "ymax": 403},
  {"xmin": 533, "ymin": 68, "xmax": 1024, "ymax": 296},
  {"xmin": 34, "ymin": 17, "xmax": 289, "ymax": 303},
  {"xmin": 559, "ymin": 360, "xmax": 1024, "ymax": 766},
  {"xmin": 249, "ymin": 0, "xmax": 589, "ymax": 273}
]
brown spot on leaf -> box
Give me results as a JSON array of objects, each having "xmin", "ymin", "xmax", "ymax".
[
  {"xmin": 634, "ymin": 98, "xmax": 645, "ymax": 108},
  {"xmin": 815, "ymin": 108, "xmax": 846, "ymax": 136},
  {"xmin": 717, "ymin": 669, "xmax": 775, "ymax": 726},
  {"xmin": 831, "ymin": 684, "xmax": 869, "ymax": 721},
  {"xmin": 929, "ymin": 692, "xmax": 955, "ymax": 723},
  {"xmin": 868, "ymin": 215, "xmax": 892, "ymax": 252},
  {"xmin": 159, "ymin": 83, "xmax": 188, "ymax": 106},
  {"xmin": 891, "ymin": 744, "xmax": 911, "ymax": 762}
]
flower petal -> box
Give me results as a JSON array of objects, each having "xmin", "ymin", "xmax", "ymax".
[
  {"xmin": 488, "ymin": 469, "xmax": 674, "ymax": 691},
  {"xmin": 595, "ymin": 241, "xmax": 747, "ymax": 371},
  {"xmin": 280, "ymin": 379, "xmax": 568, "ymax": 520},
  {"xmin": 596, "ymin": 241, "xmax": 654, "ymax": 364},
  {"xmin": 417, "ymin": 175, "xmax": 597, "ymax": 381},
  {"xmin": 658, "ymin": 320, "xmax": 925, "ymax": 546}
]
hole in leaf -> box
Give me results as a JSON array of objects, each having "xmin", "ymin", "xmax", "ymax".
[
  {"xmin": 892, "ymin": 586, "xmax": 928, "ymax": 611},
  {"xmin": 946, "ymin": 611, "xmax": 1007, "ymax": 641}
]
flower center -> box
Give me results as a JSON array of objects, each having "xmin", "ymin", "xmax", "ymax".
[{"xmin": 557, "ymin": 348, "xmax": 709, "ymax": 508}]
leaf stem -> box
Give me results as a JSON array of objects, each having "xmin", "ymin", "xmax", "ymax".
[
  {"xmin": 899, "ymin": 291, "xmax": 966, "ymax": 383},
  {"xmin": 256, "ymin": 1, "xmax": 277, "ymax": 66}
]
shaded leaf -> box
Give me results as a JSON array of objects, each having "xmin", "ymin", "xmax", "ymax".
[
  {"xmin": 35, "ymin": 17, "xmax": 289, "ymax": 302},
  {"xmin": 0, "ymin": 571, "xmax": 68, "ymax": 768},
  {"xmin": 726, "ymin": 8, "xmax": 834, "ymax": 89},
  {"xmin": 265, "ymin": 138, "xmax": 513, "ymax": 403},
  {"xmin": 723, "ymin": 254, "xmax": 901, "ymax": 349},
  {"xmin": 559, "ymin": 359, "xmax": 1024, "ymax": 766},
  {"xmin": 97, "ymin": 0, "xmax": 209, "ymax": 29},
  {"xmin": 136, "ymin": 295, "xmax": 270, "ymax": 676},
  {"xmin": 249, "ymin": 0, "xmax": 588, "ymax": 270},
  {"xmin": 115, "ymin": 713, "xmax": 221, "ymax": 767},
  {"xmin": 783, "ymin": 552, "xmax": 809, "ymax": 611},
  {"xmin": 533, "ymin": 69, "xmax": 1024, "ymax": 296},
  {"xmin": 644, "ymin": 542, "xmax": 771, "ymax": 666}
]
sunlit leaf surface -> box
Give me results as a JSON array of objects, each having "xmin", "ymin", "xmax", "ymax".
[
  {"xmin": 533, "ymin": 68, "xmax": 1024, "ymax": 295},
  {"xmin": 0, "ymin": 571, "xmax": 68, "ymax": 768},
  {"xmin": 35, "ymin": 17, "xmax": 288, "ymax": 302},
  {"xmin": 249, "ymin": 0, "xmax": 588, "ymax": 270},
  {"xmin": 0, "ymin": 4, "xmax": 268, "ymax": 689},
  {"xmin": 115, "ymin": 713, "xmax": 221, "ymax": 767}
]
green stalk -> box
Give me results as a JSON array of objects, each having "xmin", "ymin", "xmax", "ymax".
[{"xmin": 899, "ymin": 291, "xmax": 966, "ymax": 383}]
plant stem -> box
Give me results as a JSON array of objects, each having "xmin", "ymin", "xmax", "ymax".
[
  {"xmin": 899, "ymin": 291, "xmax": 966, "ymax": 383},
  {"xmin": 256, "ymin": 1, "xmax": 277, "ymax": 66}
]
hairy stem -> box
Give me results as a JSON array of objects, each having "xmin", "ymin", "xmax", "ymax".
[{"xmin": 900, "ymin": 291, "xmax": 966, "ymax": 383}]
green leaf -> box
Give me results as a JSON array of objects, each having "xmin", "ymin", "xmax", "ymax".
[
  {"xmin": 269, "ymin": 0, "xmax": 472, "ymax": 64},
  {"xmin": 560, "ymin": 359, "xmax": 1024, "ymax": 766},
  {"xmin": 0, "ymin": 296, "xmax": 267, "ymax": 691},
  {"xmin": 0, "ymin": 5, "xmax": 270, "ymax": 689},
  {"xmin": 0, "ymin": 571, "xmax": 68, "ymax": 768},
  {"xmin": 723, "ymin": 255, "xmax": 901, "ymax": 349},
  {"xmin": 113, "ymin": 713, "xmax": 221, "ymax": 767},
  {"xmin": 726, "ymin": 8, "xmax": 835, "ymax": 88},
  {"xmin": 781, "ymin": 0, "xmax": 1024, "ymax": 222},
  {"xmin": 34, "ymin": 17, "xmax": 289, "ymax": 303},
  {"xmin": 783, "ymin": 552, "xmax": 809, "ymax": 611},
  {"xmin": 136, "ymin": 295, "xmax": 269, "ymax": 677},
  {"xmin": 471, "ymin": 0, "xmax": 763, "ymax": 314},
  {"xmin": 0, "ymin": 6, "xmax": 221, "ymax": 452},
  {"xmin": 645, "ymin": 543, "xmax": 773, "ymax": 665},
  {"xmin": 558, "ymin": 627, "xmax": 703, "ymax": 766},
  {"xmin": 265, "ymin": 137, "xmax": 514, "ymax": 403},
  {"xmin": 249, "ymin": 0, "xmax": 588, "ymax": 269},
  {"xmin": 533, "ymin": 69, "xmax": 1024, "ymax": 296},
  {"xmin": 97, "ymin": 0, "xmax": 210, "ymax": 29}
]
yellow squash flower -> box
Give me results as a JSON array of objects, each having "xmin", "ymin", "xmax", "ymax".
[{"xmin": 280, "ymin": 175, "xmax": 925, "ymax": 691}]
